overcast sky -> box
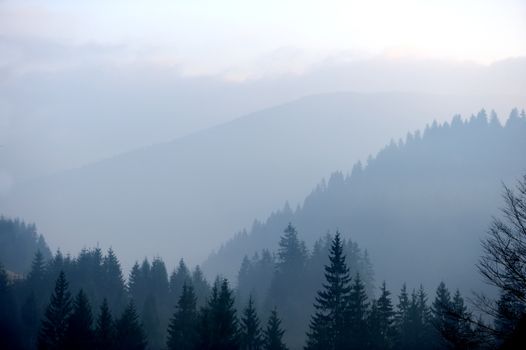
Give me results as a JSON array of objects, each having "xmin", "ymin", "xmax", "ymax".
[
  {"xmin": 0, "ymin": 0, "xmax": 525, "ymax": 187},
  {"xmin": 2, "ymin": 0, "xmax": 525, "ymax": 79}
]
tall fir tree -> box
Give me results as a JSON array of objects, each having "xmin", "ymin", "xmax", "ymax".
[
  {"xmin": 141, "ymin": 295, "xmax": 162, "ymax": 350},
  {"xmin": 102, "ymin": 248, "xmax": 126, "ymax": 313},
  {"xmin": 64, "ymin": 289, "xmax": 94, "ymax": 350},
  {"xmin": 263, "ymin": 308, "xmax": 288, "ymax": 350},
  {"xmin": 306, "ymin": 232, "xmax": 351, "ymax": 350},
  {"xmin": 431, "ymin": 282, "xmax": 453, "ymax": 349},
  {"xmin": 368, "ymin": 281, "xmax": 395, "ymax": 350},
  {"xmin": 170, "ymin": 259, "xmax": 191, "ymax": 305},
  {"xmin": 114, "ymin": 301, "xmax": 147, "ymax": 350},
  {"xmin": 38, "ymin": 271, "xmax": 72, "ymax": 350},
  {"xmin": 166, "ymin": 283, "xmax": 198, "ymax": 350},
  {"xmin": 347, "ymin": 273, "xmax": 369, "ymax": 349},
  {"xmin": 240, "ymin": 295, "xmax": 263, "ymax": 350},
  {"xmin": 95, "ymin": 298, "xmax": 115, "ymax": 350},
  {"xmin": 198, "ymin": 278, "xmax": 239, "ymax": 350}
]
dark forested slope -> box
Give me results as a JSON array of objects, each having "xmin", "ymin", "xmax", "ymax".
[{"xmin": 204, "ymin": 109, "xmax": 526, "ymax": 295}]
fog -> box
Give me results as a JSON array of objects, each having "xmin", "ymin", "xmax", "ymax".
[{"xmin": 1, "ymin": 1, "xmax": 526, "ymax": 349}]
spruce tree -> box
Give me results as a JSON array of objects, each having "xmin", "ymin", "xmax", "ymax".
[
  {"xmin": 95, "ymin": 298, "xmax": 115, "ymax": 350},
  {"xmin": 395, "ymin": 283, "xmax": 411, "ymax": 349},
  {"xmin": 170, "ymin": 259, "xmax": 191, "ymax": 304},
  {"xmin": 368, "ymin": 281, "xmax": 395, "ymax": 350},
  {"xmin": 347, "ymin": 273, "xmax": 369, "ymax": 349},
  {"xmin": 141, "ymin": 295, "xmax": 162, "ymax": 349},
  {"xmin": 240, "ymin": 296, "xmax": 263, "ymax": 350},
  {"xmin": 38, "ymin": 271, "xmax": 72, "ymax": 350},
  {"xmin": 102, "ymin": 248, "xmax": 126, "ymax": 313},
  {"xmin": 114, "ymin": 301, "xmax": 147, "ymax": 350},
  {"xmin": 431, "ymin": 282, "xmax": 453, "ymax": 349},
  {"xmin": 198, "ymin": 278, "xmax": 239, "ymax": 350},
  {"xmin": 64, "ymin": 289, "xmax": 94, "ymax": 350},
  {"xmin": 166, "ymin": 283, "xmax": 198, "ymax": 350},
  {"xmin": 306, "ymin": 232, "xmax": 351, "ymax": 350},
  {"xmin": 263, "ymin": 308, "xmax": 288, "ymax": 350}
]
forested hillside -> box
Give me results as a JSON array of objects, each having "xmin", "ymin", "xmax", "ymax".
[
  {"xmin": 1, "ymin": 92, "xmax": 518, "ymax": 270},
  {"xmin": 0, "ymin": 217, "xmax": 52, "ymax": 274},
  {"xmin": 204, "ymin": 109, "xmax": 526, "ymax": 295}
]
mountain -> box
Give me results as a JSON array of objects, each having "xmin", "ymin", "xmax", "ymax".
[
  {"xmin": 203, "ymin": 109, "xmax": 526, "ymax": 295},
  {"xmin": 0, "ymin": 216, "xmax": 52, "ymax": 273},
  {"xmin": 0, "ymin": 92, "xmax": 523, "ymax": 271}
]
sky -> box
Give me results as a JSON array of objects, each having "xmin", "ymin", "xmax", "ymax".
[
  {"xmin": 0, "ymin": 0, "xmax": 525, "ymax": 268},
  {"xmin": 1, "ymin": 0, "xmax": 525, "ymax": 79},
  {"xmin": 0, "ymin": 0, "xmax": 525, "ymax": 186}
]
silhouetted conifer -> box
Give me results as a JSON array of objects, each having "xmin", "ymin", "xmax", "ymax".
[
  {"xmin": 166, "ymin": 283, "xmax": 198, "ymax": 350},
  {"xmin": 263, "ymin": 308, "xmax": 288, "ymax": 350},
  {"xmin": 114, "ymin": 301, "xmax": 147, "ymax": 350},
  {"xmin": 368, "ymin": 281, "xmax": 395, "ymax": 350},
  {"xmin": 347, "ymin": 273, "xmax": 369, "ymax": 349},
  {"xmin": 38, "ymin": 271, "xmax": 72, "ymax": 350},
  {"xmin": 306, "ymin": 232, "xmax": 351, "ymax": 350},
  {"xmin": 95, "ymin": 298, "xmax": 115, "ymax": 350},
  {"xmin": 198, "ymin": 278, "xmax": 239, "ymax": 350},
  {"xmin": 64, "ymin": 289, "xmax": 94, "ymax": 350},
  {"xmin": 240, "ymin": 295, "xmax": 263, "ymax": 350}
]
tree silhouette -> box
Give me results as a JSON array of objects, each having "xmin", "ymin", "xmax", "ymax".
[
  {"xmin": 240, "ymin": 295, "xmax": 263, "ymax": 350},
  {"xmin": 306, "ymin": 232, "xmax": 351, "ymax": 350},
  {"xmin": 263, "ymin": 308, "xmax": 287, "ymax": 350},
  {"xmin": 38, "ymin": 271, "xmax": 72, "ymax": 350},
  {"xmin": 95, "ymin": 298, "xmax": 115, "ymax": 350},
  {"xmin": 114, "ymin": 301, "xmax": 147, "ymax": 350},
  {"xmin": 198, "ymin": 278, "xmax": 239, "ymax": 350},
  {"xmin": 166, "ymin": 283, "xmax": 198, "ymax": 350},
  {"xmin": 64, "ymin": 289, "xmax": 94, "ymax": 350},
  {"xmin": 347, "ymin": 273, "xmax": 369, "ymax": 349},
  {"xmin": 368, "ymin": 281, "xmax": 395, "ymax": 349}
]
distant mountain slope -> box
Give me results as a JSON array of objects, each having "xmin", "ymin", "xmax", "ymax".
[
  {"xmin": 203, "ymin": 110, "xmax": 526, "ymax": 294},
  {"xmin": 0, "ymin": 217, "xmax": 52, "ymax": 273},
  {"xmin": 0, "ymin": 92, "xmax": 523, "ymax": 271}
]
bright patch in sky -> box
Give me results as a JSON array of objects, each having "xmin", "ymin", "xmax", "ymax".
[{"xmin": 0, "ymin": 0, "xmax": 525, "ymax": 78}]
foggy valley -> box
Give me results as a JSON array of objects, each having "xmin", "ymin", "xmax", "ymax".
[{"xmin": 1, "ymin": 1, "xmax": 526, "ymax": 349}]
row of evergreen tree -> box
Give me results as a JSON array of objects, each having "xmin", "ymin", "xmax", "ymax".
[{"xmin": 0, "ymin": 223, "xmax": 518, "ymax": 349}]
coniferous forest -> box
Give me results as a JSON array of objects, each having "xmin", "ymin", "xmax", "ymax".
[{"xmin": 1, "ymin": 173, "xmax": 526, "ymax": 349}]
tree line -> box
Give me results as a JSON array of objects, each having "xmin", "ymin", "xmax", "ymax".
[{"xmin": 1, "ymin": 175, "xmax": 526, "ymax": 349}]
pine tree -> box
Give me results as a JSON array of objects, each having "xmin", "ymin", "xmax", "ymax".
[
  {"xmin": 368, "ymin": 281, "xmax": 395, "ymax": 350},
  {"xmin": 28, "ymin": 250, "xmax": 47, "ymax": 286},
  {"xmin": 306, "ymin": 232, "xmax": 351, "ymax": 350},
  {"xmin": 64, "ymin": 289, "xmax": 94, "ymax": 350},
  {"xmin": 395, "ymin": 283, "xmax": 411, "ymax": 350},
  {"xmin": 166, "ymin": 283, "xmax": 198, "ymax": 350},
  {"xmin": 240, "ymin": 296, "xmax": 263, "ymax": 350},
  {"xmin": 431, "ymin": 282, "xmax": 453, "ymax": 349},
  {"xmin": 38, "ymin": 271, "xmax": 72, "ymax": 350},
  {"xmin": 114, "ymin": 301, "xmax": 147, "ymax": 350},
  {"xmin": 347, "ymin": 273, "xmax": 369, "ymax": 349},
  {"xmin": 170, "ymin": 259, "xmax": 191, "ymax": 304},
  {"xmin": 192, "ymin": 265, "xmax": 211, "ymax": 307},
  {"xmin": 198, "ymin": 278, "xmax": 239, "ymax": 350},
  {"xmin": 102, "ymin": 248, "xmax": 126, "ymax": 313},
  {"xmin": 263, "ymin": 308, "xmax": 288, "ymax": 350},
  {"xmin": 95, "ymin": 299, "xmax": 115, "ymax": 350},
  {"xmin": 141, "ymin": 295, "xmax": 162, "ymax": 349},
  {"xmin": 266, "ymin": 224, "xmax": 308, "ymax": 347}
]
